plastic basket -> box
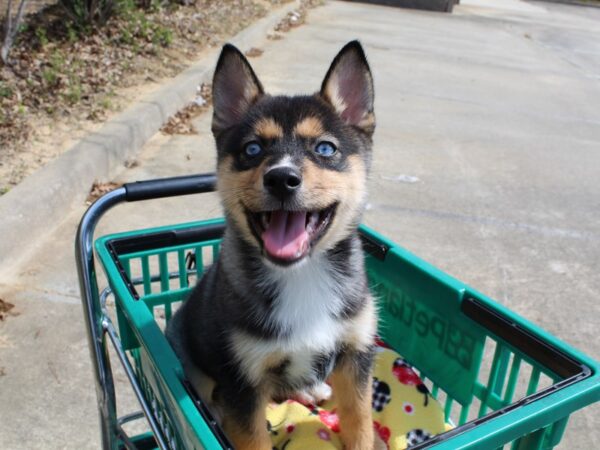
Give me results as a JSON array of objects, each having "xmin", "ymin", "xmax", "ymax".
[{"xmin": 95, "ymin": 217, "xmax": 600, "ymax": 450}]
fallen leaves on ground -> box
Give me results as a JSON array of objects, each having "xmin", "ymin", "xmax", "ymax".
[
  {"xmin": 124, "ymin": 158, "xmax": 139, "ymax": 169},
  {"xmin": 273, "ymin": 0, "xmax": 322, "ymax": 33},
  {"xmin": 86, "ymin": 181, "xmax": 123, "ymax": 204},
  {"xmin": 0, "ymin": 298, "xmax": 16, "ymax": 321},
  {"xmin": 245, "ymin": 47, "xmax": 264, "ymax": 57},
  {"xmin": 1, "ymin": 0, "xmax": 288, "ymax": 191},
  {"xmin": 160, "ymin": 82, "xmax": 211, "ymax": 135}
]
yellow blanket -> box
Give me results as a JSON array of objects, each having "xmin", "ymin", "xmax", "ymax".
[{"xmin": 267, "ymin": 346, "xmax": 449, "ymax": 449}]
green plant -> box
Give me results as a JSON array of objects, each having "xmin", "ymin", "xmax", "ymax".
[
  {"xmin": 41, "ymin": 50, "xmax": 68, "ymax": 88},
  {"xmin": 99, "ymin": 96, "xmax": 112, "ymax": 109},
  {"xmin": 35, "ymin": 27, "xmax": 49, "ymax": 47},
  {"xmin": 59, "ymin": 0, "xmax": 116, "ymax": 30},
  {"xmin": 114, "ymin": 0, "xmax": 172, "ymax": 49},
  {"xmin": 65, "ymin": 84, "xmax": 82, "ymax": 103},
  {"xmin": 0, "ymin": 83, "xmax": 13, "ymax": 98},
  {"xmin": 42, "ymin": 67, "xmax": 58, "ymax": 85},
  {"xmin": 67, "ymin": 24, "xmax": 79, "ymax": 43},
  {"xmin": 152, "ymin": 25, "xmax": 172, "ymax": 47}
]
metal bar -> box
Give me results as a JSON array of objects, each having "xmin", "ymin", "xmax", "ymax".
[
  {"xmin": 75, "ymin": 174, "xmax": 217, "ymax": 450},
  {"xmin": 76, "ymin": 187, "xmax": 128, "ymax": 450},
  {"xmin": 104, "ymin": 317, "xmax": 169, "ymax": 450},
  {"xmin": 115, "ymin": 423, "xmax": 138, "ymax": 450},
  {"xmin": 100, "ymin": 286, "xmax": 113, "ymax": 308},
  {"xmin": 117, "ymin": 410, "xmax": 145, "ymax": 426}
]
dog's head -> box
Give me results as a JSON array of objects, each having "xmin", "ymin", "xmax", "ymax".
[{"xmin": 212, "ymin": 41, "xmax": 375, "ymax": 266}]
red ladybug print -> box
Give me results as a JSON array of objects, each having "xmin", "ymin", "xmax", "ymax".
[
  {"xmin": 373, "ymin": 421, "xmax": 390, "ymax": 448},
  {"xmin": 318, "ymin": 410, "xmax": 340, "ymax": 433},
  {"xmin": 392, "ymin": 358, "xmax": 420, "ymax": 386},
  {"xmin": 392, "ymin": 358, "xmax": 430, "ymax": 406},
  {"xmin": 374, "ymin": 336, "xmax": 391, "ymax": 349}
]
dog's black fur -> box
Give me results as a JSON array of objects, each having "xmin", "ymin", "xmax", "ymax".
[{"xmin": 167, "ymin": 41, "xmax": 381, "ymax": 450}]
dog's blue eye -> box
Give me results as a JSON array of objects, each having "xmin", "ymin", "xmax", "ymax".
[
  {"xmin": 244, "ymin": 142, "xmax": 263, "ymax": 157},
  {"xmin": 314, "ymin": 141, "xmax": 337, "ymax": 157}
]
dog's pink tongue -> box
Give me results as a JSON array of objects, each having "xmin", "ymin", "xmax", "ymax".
[{"xmin": 262, "ymin": 210, "xmax": 309, "ymax": 261}]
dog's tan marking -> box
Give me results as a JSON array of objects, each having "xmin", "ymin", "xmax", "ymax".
[
  {"xmin": 358, "ymin": 111, "xmax": 376, "ymax": 135},
  {"xmin": 217, "ymin": 155, "xmax": 270, "ymax": 247},
  {"xmin": 322, "ymin": 67, "xmax": 375, "ymax": 135},
  {"xmin": 254, "ymin": 117, "xmax": 283, "ymax": 140},
  {"xmin": 222, "ymin": 400, "xmax": 271, "ymax": 450},
  {"xmin": 322, "ymin": 83, "xmax": 348, "ymax": 119},
  {"xmin": 294, "ymin": 116, "xmax": 325, "ymax": 138},
  {"xmin": 344, "ymin": 298, "xmax": 378, "ymax": 352},
  {"xmin": 330, "ymin": 363, "xmax": 378, "ymax": 450},
  {"xmin": 300, "ymin": 155, "xmax": 367, "ymax": 252}
]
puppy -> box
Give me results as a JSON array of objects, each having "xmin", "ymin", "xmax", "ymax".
[{"xmin": 167, "ymin": 40, "xmax": 379, "ymax": 450}]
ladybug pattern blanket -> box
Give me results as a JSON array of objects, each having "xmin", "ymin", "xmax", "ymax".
[{"xmin": 267, "ymin": 345, "xmax": 450, "ymax": 449}]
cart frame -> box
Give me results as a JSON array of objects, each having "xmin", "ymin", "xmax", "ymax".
[{"xmin": 76, "ymin": 173, "xmax": 600, "ymax": 450}]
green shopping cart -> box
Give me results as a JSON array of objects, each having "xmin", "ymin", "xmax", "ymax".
[{"xmin": 75, "ymin": 173, "xmax": 600, "ymax": 450}]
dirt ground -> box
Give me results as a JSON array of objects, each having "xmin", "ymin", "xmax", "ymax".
[{"xmin": 0, "ymin": 0, "xmax": 299, "ymax": 194}]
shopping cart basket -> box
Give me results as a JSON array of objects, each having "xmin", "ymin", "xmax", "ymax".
[{"xmin": 75, "ymin": 173, "xmax": 600, "ymax": 450}]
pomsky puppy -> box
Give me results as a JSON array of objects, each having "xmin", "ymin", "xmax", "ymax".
[{"xmin": 167, "ymin": 40, "xmax": 381, "ymax": 450}]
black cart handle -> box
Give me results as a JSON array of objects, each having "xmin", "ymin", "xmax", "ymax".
[{"xmin": 124, "ymin": 173, "xmax": 217, "ymax": 202}]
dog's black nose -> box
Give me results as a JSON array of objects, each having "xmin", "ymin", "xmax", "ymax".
[{"xmin": 264, "ymin": 166, "xmax": 302, "ymax": 199}]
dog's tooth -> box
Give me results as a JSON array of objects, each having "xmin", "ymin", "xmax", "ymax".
[
  {"xmin": 309, "ymin": 212, "xmax": 319, "ymax": 226},
  {"xmin": 296, "ymin": 241, "xmax": 309, "ymax": 257},
  {"xmin": 306, "ymin": 212, "xmax": 319, "ymax": 234}
]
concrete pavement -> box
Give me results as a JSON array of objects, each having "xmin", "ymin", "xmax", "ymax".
[{"xmin": 1, "ymin": 0, "xmax": 600, "ymax": 447}]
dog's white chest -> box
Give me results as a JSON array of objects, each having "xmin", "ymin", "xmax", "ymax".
[
  {"xmin": 268, "ymin": 257, "xmax": 344, "ymax": 342},
  {"xmin": 232, "ymin": 257, "xmax": 345, "ymax": 386}
]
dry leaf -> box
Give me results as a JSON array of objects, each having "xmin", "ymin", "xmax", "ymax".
[
  {"xmin": 124, "ymin": 158, "xmax": 139, "ymax": 169},
  {"xmin": 160, "ymin": 96, "xmax": 210, "ymax": 135},
  {"xmin": 86, "ymin": 181, "xmax": 123, "ymax": 203},
  {"xmin": 0, "ymin": 298, "xmax": 16, "ymax": 321},
  {"xmin": 245, "ymin": 47, "xmax": 264, "ymax": 58}
]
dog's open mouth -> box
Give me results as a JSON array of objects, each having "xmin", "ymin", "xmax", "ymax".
[{"xmin": 248, "ymin": 204, "xmax": 337, "ymax": 265}]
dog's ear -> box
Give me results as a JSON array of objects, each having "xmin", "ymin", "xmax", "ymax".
[
  {"xmin": 320, "ymin": 41, "xmax": 375, "ymax": 135},
  {"xmin": 212, "ymin": 44, "xmax": 264, "ymax": 134}
]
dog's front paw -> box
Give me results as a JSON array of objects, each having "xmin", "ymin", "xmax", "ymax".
[{"xmin": 294, "ymin": 382, "xmax": 332, "ymax": 406}]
